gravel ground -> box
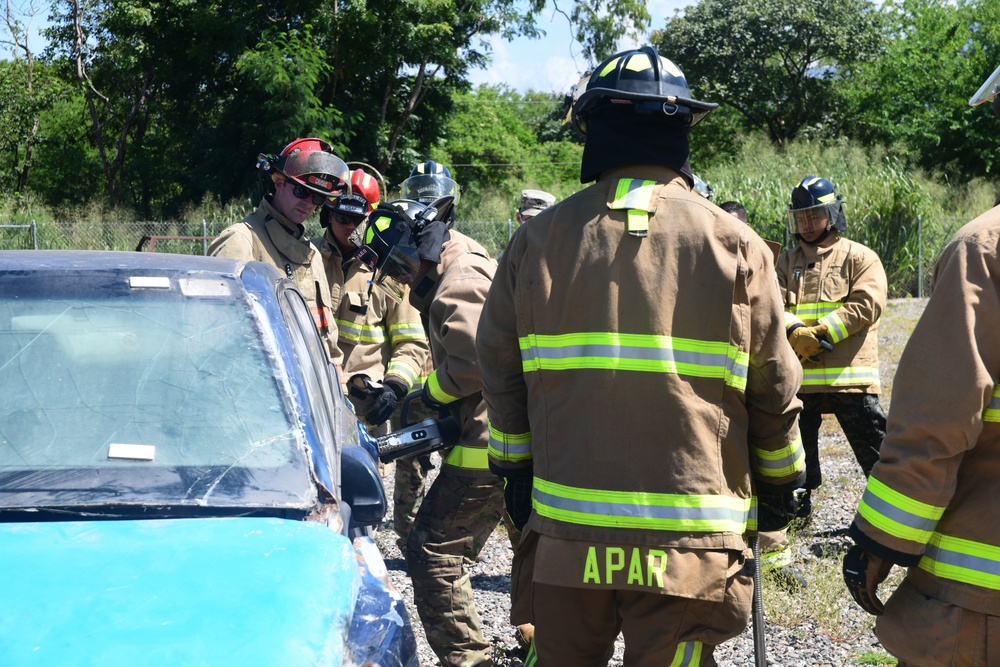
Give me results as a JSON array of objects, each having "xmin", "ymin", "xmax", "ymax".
[{"xmin": 374, "ymin": 298, "xmax": 927, "ymax": 667}]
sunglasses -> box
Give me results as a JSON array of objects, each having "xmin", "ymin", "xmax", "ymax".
[
  {"xmin": 333, "ymin": 211, "xmax": 364, "ymax": 226},
  {"xmin": 288, "ymin": 182, "xmax": 328, "ymax": 206}
]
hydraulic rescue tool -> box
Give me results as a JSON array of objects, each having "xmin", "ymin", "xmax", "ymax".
[{"xmin": 349, "ymin": 375, "xmax": 459, "ymax": 463}]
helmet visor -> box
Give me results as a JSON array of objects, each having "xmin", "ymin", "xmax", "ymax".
[
  {"xmin": 787, "ymin": 201, "xmax": 840, "ymax": 237},
  {"xmin": 282, "ymin": 151, "xmax": 351, "ymax": 196},
  {"xmin": 970, "ymin": 63, "xmax": 1000, "ymax": 106},
  {"xmin": 401, "ymin": 174, "xmax": 460, "ymax": 204},
  {"xmin": 373, "ymin": 245, "xmax": 421, "ymax": 304}
]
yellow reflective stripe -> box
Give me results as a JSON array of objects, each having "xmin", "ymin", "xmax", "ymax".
[
  {"xmin": 819, "ymin": 311, "xmax": 848, "ymax": 343},
  {"xmin": 386, "ymin": 359, "xmax": 419, "ymax": 387},
  {"xmin": 611, "ymin": 178, "xmax": 656, "ymax": 237},
  {"xmin": 335, "ymin": 318, "xmax": 386, "ymax": 345},
  {"xmin": 524, "ymin": 640, "xmax": 538, "ymax": 667},
  {"xmin": 388, "ymin": 321, "xmax": 425, "ymax": 343},
  {"xmin": 426, "ymin": 369, "xmax": 459, "ymax": 404},
  {"xmin": 790, "ymin": 301, "xmax": 842, "ymax": 324},
  {"xmin": 669, "ymin": 641, "xmax": 704, "ymax": 667},
  {"xmin": 406, "ymin": 372, "xmax": 430, "ymax": 397},
  {"xmin": 983, "ymin": 385, "xmax": 1000, "ymax": 422},
  {"xmin": 801, "ymin": 366, "xmax": 879, "ymax": 387},
  {"xmin": 919, "ymin": 532, "xmax": 1000, "ymax": 590},
  {"xmin": 519, "ymin": 332, "xmax": 749, "ymax": 391},
  {"xmin": 444, "ymin": 444, "xmax": 489, "ymax": 470},
  {"xmin": 487, "ymin": 423, "xmax": 532, "ymax": 463},
  {"xmin": 532, "ymin": 477, "xmax": 750, "ymax": 533},
  {"xmin": 857, "ymin": 476, "xmax": 945, "ymax": 546},
  {"xmin": 784, "ymin": 311, "xmax": 805, "ymax": 329},
  {"xmin": 752, "ymin": 433, "xmax": 805, "ymax": 479}
]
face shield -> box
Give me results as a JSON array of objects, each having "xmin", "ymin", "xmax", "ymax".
[
  {"xmin": 282, "ymin": 151, "xmax": 352, "ymax": 197},
  {"xmin": 787, "ymin": 200, "xmax": 841, "ymax": 237},
  {"xmin": 401, "ymin": 174, "xmax": 460, "ymax": 204}
]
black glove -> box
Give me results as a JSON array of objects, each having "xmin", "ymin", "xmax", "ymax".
[
  {"xmin": 365, "ymin": 381, "xmax": 407, "ymax": 426},
  {"xmin": 503, "ymin": 473, "xmax": 534, "ymax": 531},
  {"xmin": 421, "ymin": 380, "xmax": 449, "ymax": 413},
  {"xmin": 757, "ymin": 488, "xmax": 800, "ymax": 532},
  {"xmin": 843, "ymin": 544, "xmax": 892, "ymax": 615}
]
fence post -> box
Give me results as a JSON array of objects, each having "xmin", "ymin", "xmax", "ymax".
[
  {"xmin": 31, "ymin": 220, "xmax": 38, "ymax": 249},
  {"xmin": 202, "ymin": 219, "xmax": 208, "ymax": 255},
  {"xmin": 917, "ymin": 215, "xmax": 923, "ymax": 299}
]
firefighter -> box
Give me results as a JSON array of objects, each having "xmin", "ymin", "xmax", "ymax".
[
  {"xmin": 360, "ymin": 196, "xmax": 504, "ymax": 667},
  {"xmin": 209, "ymin": 137, "xmax": 349, "ymax": 364},
  {"xmin": 315, "ymin": 169, "xmax": 429, "ymax": 434},
  {"xmin": 777, "ymin": 176, "xmax": 888, "ymax": 524},
  {"xmin": 476, "ymin": 45, "xmax": 805, "ymax": 665},
  {"xmin": 842, "ymin": 64, "xmax": 1000, "ymax": 666},
  {"xmin": 392, "ymin": 161, "xmax": 464, "ymax": 548},
  {"xmin": 516, "ymin": 189, "xmax": 556, "ymax": 225}
]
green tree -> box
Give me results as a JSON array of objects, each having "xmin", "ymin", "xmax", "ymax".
[
  {"xmin": 655, "ymin": 0, "xmax": 884, "ymax": 146},
  {"xmin": 841, "ymin": 0, "xmax": 1000, "ymax": 178}
]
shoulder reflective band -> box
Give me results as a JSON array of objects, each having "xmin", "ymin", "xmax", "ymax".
[
  {"xmin": 532, "ymin": 476, "xmax": 751, "ymax": 533},
  {"xmin": 801, "ymin": 366, "xmax": 879, "ymax": 387},
  {"xmin": 818, "ymin": 311, "xmax": 849, "ymax": 343},
  {"xmin": 789, "ymin": 301, "xmax": 842, "ymax": 325},
  {"xmin": 444, "ymin": 444, "xmax": 489, "ymax": 470},
  {"xmin": 335, "ymin": 318, "xmax": 386, "ymax": 345},
  {"xmin": 669, "ymin": 641, "xmax": 704, "ymax": 667},
  {"xmin": 752, "ymin": 432, "xmax": 805, "ymax": 480},
  {"xmin": 983, "ymin": 385, "xmax": 1000, "ymax": 422},
  {"xmin": 487, "ymin": 424, "xmax": 532, "ymax": 463},
  {"xmin": 857, "ymin": 476, "xmax": 945, "ymax": 546},
  {"xmin": 919, "ymin": 532, "xmax": 1000, "ymax": 590},
  {"xmin": 610, "ymin": 179, "xmax": 656, "ymax": 238},
  {"xmin": 519, "ymin": 332, "xmax": 749, "ymax": 391}
]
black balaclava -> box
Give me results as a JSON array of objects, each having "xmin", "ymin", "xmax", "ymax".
[
  {"xmin": 580, "ymin": 109, "xmax": 694, "ymax": 185},
  {"xmin": 413, "ymin": 220, "xmax": 451, "ymax": 265}
]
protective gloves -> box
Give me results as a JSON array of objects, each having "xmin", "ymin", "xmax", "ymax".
[
  {"xmin": 365, "ymin": 381, "xmax": 407, "ymax": 426},
  {"xmin": 503, "ymin": 472, "xmax": 534, "ymax": 531},
  {"xmin": 842, "ymin": 544, "xmax": 893, "ymax": 615},
  {"xmin": 787, "ymin": 323, "xmax": 829, "ymax": 363},
  {"xmin": 757, "ymin": 487, "xmax": 801, "ymax": 532}
]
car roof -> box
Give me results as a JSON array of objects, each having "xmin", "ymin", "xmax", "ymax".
[{"xmin": 0, "ymin": 249, "xmax": 271, "ymax": 278}]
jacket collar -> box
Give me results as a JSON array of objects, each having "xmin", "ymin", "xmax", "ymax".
[{"xmin": 260, "ymin": 198, "xmax": 314, "ymax": 265}]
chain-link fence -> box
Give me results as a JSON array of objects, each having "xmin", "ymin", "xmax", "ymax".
[{"xmin": 0, "ymin": 215, "xmax": 972, "ymax": 297}]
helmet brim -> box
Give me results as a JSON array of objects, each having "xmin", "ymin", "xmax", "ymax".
[{"xmin": 573, "ymin": 86, "xmax": 718, "ymax": 134}]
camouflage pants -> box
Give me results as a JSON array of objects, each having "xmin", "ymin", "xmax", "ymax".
[
  {"xmin": 798, "ymin": 392, "xmax": 886, "ymax": 489},
  {"xmin": 405, "ymin": 468, "xmax": 504, "ymax": 667},
  {"xmin": 393, "ymin": 453, "xmax": 430, "ymax": 543}
]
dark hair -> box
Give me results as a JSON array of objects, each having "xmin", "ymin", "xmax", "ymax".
[{"xmin": 719, "ymin": 200, "xmax": 747, "ymax": 223}]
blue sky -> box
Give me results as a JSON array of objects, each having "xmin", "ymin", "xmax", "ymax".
[{"xmin": 468, "ymin": 0, "xmax": 694, "ymax": 93}]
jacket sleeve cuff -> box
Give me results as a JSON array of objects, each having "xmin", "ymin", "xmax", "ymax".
[{"xmin": 849, "ymin": 522, "xmax": 923, "ymax": 567}]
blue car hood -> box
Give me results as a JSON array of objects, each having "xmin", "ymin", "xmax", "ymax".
[{"xmin": 0, "ymin": 517, "xmax": 361, "ymax": 666}]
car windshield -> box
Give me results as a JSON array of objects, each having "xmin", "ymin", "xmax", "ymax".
[{"xmin": 0, "ymin": 269, "xmax": 315, "ymax": 512}]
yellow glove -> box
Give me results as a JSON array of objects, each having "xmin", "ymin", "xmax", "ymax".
[{"xmin": 787, "ymin": 323, "xmax": 828, "ymax": 362}]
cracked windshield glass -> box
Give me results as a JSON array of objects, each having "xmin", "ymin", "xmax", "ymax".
[{"xmin": 0, "ymin": 271, "xmax": 313, "ymax": 511}]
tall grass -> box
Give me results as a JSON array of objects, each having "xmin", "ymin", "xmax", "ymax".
[
  {"xmin": 703, "ymin": 136, "xmax": 994, "ymax": 296},
  {"xmin": 2, "ymin": 135, "xmax": 996, "ymax": 293}
]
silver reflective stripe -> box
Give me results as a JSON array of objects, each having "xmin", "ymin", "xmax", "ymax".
[
  {"xmin": 534, "ymin": 488, "xmax": 746, "ymax": 524},
  {"xmin": 924, "ymin": 542, "xmax": 1000, "ymax": 578},
  {"xmin": 520, "ymin": 343, "xmax": 746, "ymax": 380},
  {"xmin": 861, "ymin": 487, "xmax": 939, "ymax": 534}
]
